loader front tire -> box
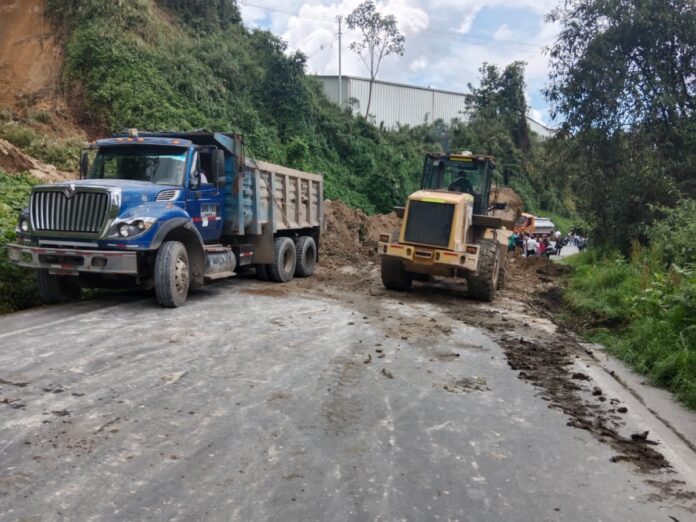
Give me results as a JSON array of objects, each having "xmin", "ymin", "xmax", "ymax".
[
  {"xmin": 466, "ymin": 239, "xmax": 500, "ymax": 302},
  {"xmin": 381, "ymin": 256, "xmax": 412, "ymax": 291}
]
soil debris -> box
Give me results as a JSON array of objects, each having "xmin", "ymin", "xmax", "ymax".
[
  {"xmin": 0, "ymin": 378, "xmax": 29, "ymax": 387},
  {"xmin": 321, "ymin": 200, "xmax": 400, "ymax": 267},
  {"xmin": 0, "ymin": 138, "xmax": 75, "ymax": 181},
  {"xmin": 442, "ymin": 377, "xmax": 489, "ymax": 393},
  {"xmin": 500, "ymin": 335, "xmax": 670, "ymax": 472}
]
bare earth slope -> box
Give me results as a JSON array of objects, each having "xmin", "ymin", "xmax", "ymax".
[{"xmin": 0, "ymin": 0, "xmax": 61, "ymax": 110}]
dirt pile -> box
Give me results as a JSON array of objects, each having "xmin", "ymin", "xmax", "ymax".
[
  {"xmin": 0, "ymin": 138, "xmax": 74, "ymax": 182},
  {"xmin": 321, "ymin": 200, "xmax": 400, "ymax": 266},
  {"xmin": 490, "ymin": 186, "xmax": 523, "ymax": 226}
]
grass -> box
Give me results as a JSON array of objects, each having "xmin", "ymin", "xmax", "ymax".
[{"xmin": 563, "ymin": 249, "xmax": 696, "ymax": 409}]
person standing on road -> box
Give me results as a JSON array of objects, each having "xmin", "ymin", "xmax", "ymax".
[
  {"xmin": 526, "ymin": 235, "xmax": 538, "ymax": 257},
  {"xmin": 508, "ymin": 232, "xmax": 518, "ymax": 253}
]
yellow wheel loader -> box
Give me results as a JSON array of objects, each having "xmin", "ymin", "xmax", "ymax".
[{"xmin": 378, "ymin": 152, "xmax": 515, "ymax": 301}]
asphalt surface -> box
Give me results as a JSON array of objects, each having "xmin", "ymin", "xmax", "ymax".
[{"xmin": 0, "ymin": 276, "xmax": 694, "ymax": 521}]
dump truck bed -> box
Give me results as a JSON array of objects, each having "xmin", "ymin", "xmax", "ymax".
[{"xmin": 249, "ymin": 159, "xmax": 323, "ymax": 232}]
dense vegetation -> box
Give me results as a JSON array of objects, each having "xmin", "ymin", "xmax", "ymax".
[
  {"xmin": 42, "ymin": 0, "xmax": 563, "ymax": 216},
  {"xmin": 45, "ymin": 0, "xmax": 425, "ymax": 214},
  {"xmin": 546, "ymin": 0, "xmax": 696, "ymax": 408},
  {"xmin": 0, "ymin": 171, "xmax": 40, "ymax": 313},
  {"xmin": 564, "ymin": 224, "xmax": 696, "ymax": 408}
]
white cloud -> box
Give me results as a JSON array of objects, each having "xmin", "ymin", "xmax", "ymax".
[
  {"xmin": 456, "ymin": 1, "xmax": 485, "ymax": 34},
  {"xmin": 493, "ymin": 24, "xmax": 513, "ymax": 40},
  {"xmin": 410, "ymin": 56, "xmax": 428, "ymax": 71},
  {"xmin": 242, "ymin": 0, "xmax": 560, "ymax": 121}
]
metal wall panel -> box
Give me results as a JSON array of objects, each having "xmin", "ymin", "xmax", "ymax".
[{"xmin": 316, "ymin": 75, "xmax": 554, "ymax": 138}]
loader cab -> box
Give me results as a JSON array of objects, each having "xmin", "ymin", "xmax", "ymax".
[{"xmin": 421, "ymin": 152, "xmax": 495, "ymax": 215}]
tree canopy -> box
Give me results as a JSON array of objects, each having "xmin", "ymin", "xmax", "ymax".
[{"xmin": 545, "ymin": 0, "xmax": 696, "ymax": 250}]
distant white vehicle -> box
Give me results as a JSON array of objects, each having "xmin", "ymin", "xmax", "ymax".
[{"xmin": 534, "ymin": 217, "xmax": 556, "ymax": 235}]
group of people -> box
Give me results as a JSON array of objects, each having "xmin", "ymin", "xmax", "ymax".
[
  {"xmin": 507, "ymin": 230, "xmax": 562, "ymax": 257},
  {"xmin": 507, "ymin": 230, "xmax": 588, "ymax": 258}
]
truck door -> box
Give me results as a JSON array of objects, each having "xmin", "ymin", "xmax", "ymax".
[{"xmin": 186, "ymin": 150, "xmax": 224, "ymax": 242}]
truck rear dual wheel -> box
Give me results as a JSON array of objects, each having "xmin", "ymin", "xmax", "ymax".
[
  {"xmin": 154, "ymin": 241, "xmax": 189, "ymax": 307},
  {"xmin": 466, "ymin": 239, "xmax": 500, "ymax": 302},
  {"xmin": 294, "ymin": 236, "xmax": 316, "ymax": 277},
  {"xmin": 268, "ymin": 237, "xmax": 297, "ymax": 283},
  {"xmin": 381, "ymin": 256, "xmax": 413, "ymax": 291},
  {"xmin": 37, "ymin": 270, "xmax": 81, "ymax": 304}
]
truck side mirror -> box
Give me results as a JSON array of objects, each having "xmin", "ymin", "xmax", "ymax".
[
  {"xmin": 393, "ymin": 206, "xmax": 405, "ymax": 218},
  {"xmin": 212, "ymin": 149, "xmax": 225, "ymax": 189},
  {"xmin": 189, "ymin": 170, "xmax": 200, "ymax": 191},
  {"xmin": 80, "ymin": 150, "xmax": 89, "ymax": 179}
]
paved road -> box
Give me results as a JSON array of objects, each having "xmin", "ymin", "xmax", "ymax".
[{"xmin": 0, "ymin": 276, "xmax": 694, "ymax": 521}]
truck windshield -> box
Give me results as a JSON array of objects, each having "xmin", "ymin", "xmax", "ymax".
[
  {"xmin": 422, "ymin": 156, "xmax": 489, "ymax": 195},
  {"xmin": 88, "ymin": 146, "xmax": 188, "ymax": 185}
]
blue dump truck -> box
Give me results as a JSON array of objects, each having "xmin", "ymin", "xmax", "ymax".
[{"xmin": 7, "ymin": 131, "xmax": 324, "ymax": 307}]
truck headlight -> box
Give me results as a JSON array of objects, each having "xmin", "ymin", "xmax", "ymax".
[
  {"xmin": 16, "ymin": 216, "xmax": 30, "ymax": 233},
  {"xmin": 109, "ymin": 218, "xmax": 156, "ymax": 238}
]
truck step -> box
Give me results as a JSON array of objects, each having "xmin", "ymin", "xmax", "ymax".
[{"xmin": 204, "ymin": 271, "xmax": 236, "ymax": 281}]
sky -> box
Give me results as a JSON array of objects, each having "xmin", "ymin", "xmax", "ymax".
[{"xmin": 239, "ymin": 0, "xmax": 561, "ymax": 125}]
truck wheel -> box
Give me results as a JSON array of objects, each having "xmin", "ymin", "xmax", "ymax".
[
  {"xmin": 497, "ymin": 250, "xmax": 507, "ymax": 290},
  {"xmin": 381, "ymin": 256, "xmax": 412, "ymax": 291},
  {"xmin": 36, "ymin": 270, "xmax": 81, "ymax": 304},
  {"xmin": 466, "ymin": 239, "xmax": 500, "ymax": 302},
  {"xmin": 154, "ymin": 241, "xmax": 189, "ymax": 307},
  {"xmin": 255, "ymin": 264, "xmax": 271, "ymax": 281},
  {"xmin": 268, "ymin": 237, "xmax": 296, "ymax": 283},
  {"xmin": 294, "ymin": 236, "xmax": 316, "ymax": 277}
]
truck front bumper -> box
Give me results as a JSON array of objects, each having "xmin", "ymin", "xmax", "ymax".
[
  {"xmin": 7, "ymin": 244, "xmax": 139, "ymax": 275},
  {"xmin": 378, "ymin": 242, "xmax": 479, "ymax": 272}
]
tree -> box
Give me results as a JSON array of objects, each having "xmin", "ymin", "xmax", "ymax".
[
  {"xmin": 465, "ymin": 61, "xmax": 530, "ymax": 152},
  {"xmin": 545, "ymin": 0, "xmax": 696, "ymax": 250},
  {"xmin": 347, "ymin": 0, "xmax": 405, "ymax": 118}
]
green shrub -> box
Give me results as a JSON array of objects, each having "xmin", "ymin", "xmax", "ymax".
[
  {"xmin": 0, "ymin": 171, "xmax": 41, "ymax": 314},
  {"xmin": 564, "ymin": 223, "xmax": 696, "ymax": 409}
]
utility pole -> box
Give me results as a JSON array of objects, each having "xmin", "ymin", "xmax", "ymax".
[{"xmin": 337, "ymin": 15, "xmax": 342, "ymax": 108}]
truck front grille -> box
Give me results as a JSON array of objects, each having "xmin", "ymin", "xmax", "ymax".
[
  {"xmin": 31, "ymin": 190, "xmax": 109, "ymax": 234},
  {"xmin": 404, "ymin": 200, "xmax": 454, "ymax": 248}
]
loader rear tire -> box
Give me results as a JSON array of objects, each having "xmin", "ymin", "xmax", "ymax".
[
  {"xmin": 37, "ymin": 270, "xmax": 81, "ymax": 304},
  {"xmin": 294, "ymin": 236, "xmax": 316, "ymax": 277},
  {"xmin": 268, "ymin": 237, "xmax": 296, "ymax": 283},
  {"xmin": 466, "ymin": 239, "xmax": 500, "ymax": 302},
  {"xmin": 154, "ymin": 241, "xmax": 189, "ymax": 307},
  {"xmin": 381, "ymin": 256, "xmax": 412, "ymax": 291}
]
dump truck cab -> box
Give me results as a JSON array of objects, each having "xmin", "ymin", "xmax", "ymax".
[{"xmin": 379, "ymin": 151, "xmax": 511, "ymax": 301}]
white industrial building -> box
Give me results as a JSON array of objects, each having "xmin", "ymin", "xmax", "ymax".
[{"xmin": 315, "ymin": 75, "xmax": 555, "ymax": 139}]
